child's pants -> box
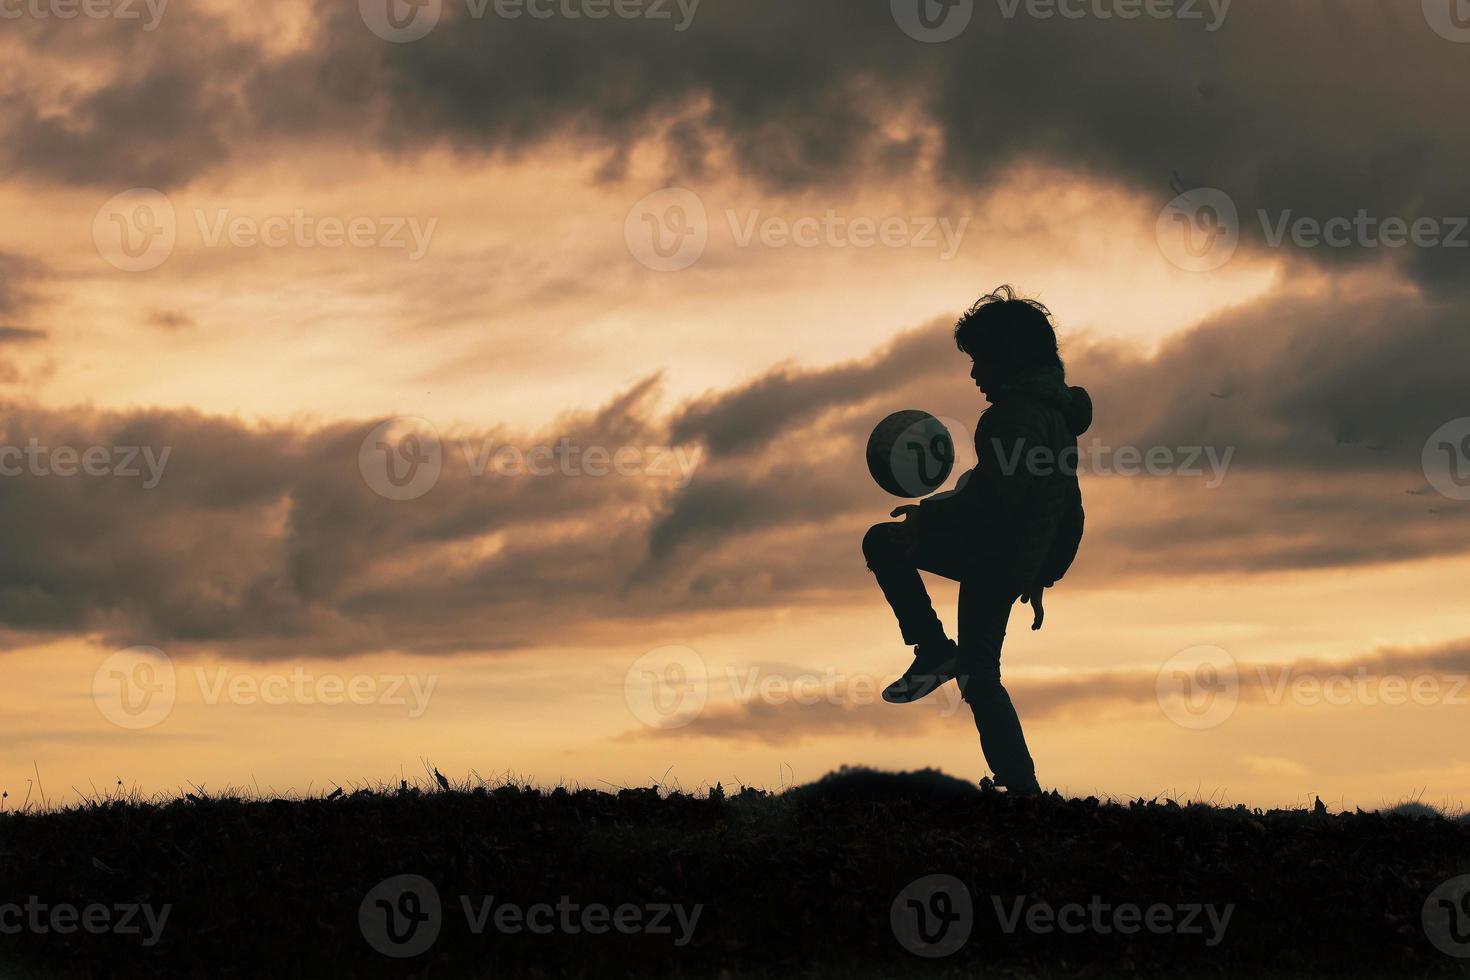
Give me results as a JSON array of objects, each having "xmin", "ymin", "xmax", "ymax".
[{"xmin": 862, "ymin": 520, "xmax": 1040, "ymax": 791}]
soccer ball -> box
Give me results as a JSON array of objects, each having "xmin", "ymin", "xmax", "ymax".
[{"xmin": 866, "ymin": 410, "xmax": 955, "ymax": 498}]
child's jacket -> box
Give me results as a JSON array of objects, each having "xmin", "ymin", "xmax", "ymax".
[{"xmin": 920, "ymin": 368, "xmax": 1093, "ymax": 594}]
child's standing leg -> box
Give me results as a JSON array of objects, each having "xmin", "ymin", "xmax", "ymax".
[{"xmin": 956, "ymin": 582, "xmax": 1040, "ymax": 793}]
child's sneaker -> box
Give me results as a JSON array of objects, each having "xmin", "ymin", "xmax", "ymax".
[{"xmin": 882, "ymin": 639, "xmax": 958, "ymax": 704}]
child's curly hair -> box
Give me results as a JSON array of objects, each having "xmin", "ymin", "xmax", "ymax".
[{"xmin": 954, "ymin": 285, "xmax": 1064, "ymax": 374}]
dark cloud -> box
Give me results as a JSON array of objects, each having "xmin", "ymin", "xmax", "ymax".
[
  {"xmin": 0, "ymin": 276, "xmax": 1464, "ymax": 659},
  {"xmin": 9, "ymin": 3, "xmax": 1466, "ymax": 290},
  {"xmin": 625, "ymin": 695, "xmax": 942, "ymax": 747},
  {"xmin": 2, "ymin": 2, "xmax": 1467, "ymax": 656},
  {"xmin": 0, "ymin": 253, "xmax": 49, "ymax": 383},
  {"xmin": 0, "ymin": 17, "xmax": 246, "ymax": 188},
  {"xmin": 144, "ymin": 311, "xmax": 194, "ymax": 332},
  {"xmin": 0, "ymin": 327, "xmax": 46, "ymax": 345},
  {"xmin": 648, "ymin": 278, "xmax": 1470, "ymax": 582},
  {"xmin": 0, "ymin": 252, "xmax": 45, "ymax": 319},
  {"xmin": 669, "ymin": 324, "xmax": 951, "ymax": 456},
  {"xmin": 0, "ymin": 380, "xmax": 718, "ymax": 658}
]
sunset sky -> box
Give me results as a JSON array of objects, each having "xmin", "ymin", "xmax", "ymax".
[{"xmin": 2, "ymin": 0, "xmax": 1469, "ymax": 810}]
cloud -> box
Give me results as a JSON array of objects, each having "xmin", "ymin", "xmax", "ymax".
[
  {"xmin": 144, "ymin": 311, "xmax": 195, "ymax": 332},
  {"xmin": 0, "ymin": 15, "xmax": 245, "ymax": 188},
  {"xmin": 0, "ymin": 252, "xmax": 49, "ymax": 381},
  {"xmin": 629, "ymin": 638, "xmax": 1470, "ymax": 745},
  {"xmin": 0, "ymin": 381, "xmax": 700, "ymax": 658},
  {"xmin": 647, "ymin": 276, "xmax": 1470, "ymax": 581},
  {"xmin": 8, "ymin": 3, "xmax": 1466, "ymax": 293},
  {"xmin": 0, "ymin": 270, "xmax": 1465, "ymax": 658},
  {"xmin": 0, "ymin": 327, "xmax": 46, "ymax": 345},
  {"xmin": 0, "ymin": 252, "xmax": 45, "ymax": 319}
]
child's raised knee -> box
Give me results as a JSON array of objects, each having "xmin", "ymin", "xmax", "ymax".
[{"xmin": 862, "ymin": 522, "xmax": 894, "ymax": 564}]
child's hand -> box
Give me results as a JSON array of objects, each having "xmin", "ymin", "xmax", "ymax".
[
  {"xmin": 1021, "ymin": 586, "xmax": 1046, "ymax": 630},
  {"xmin": 889, "ymin": 505, "xmax": 921, "ymax": 522}
]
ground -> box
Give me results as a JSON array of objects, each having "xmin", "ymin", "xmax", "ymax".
[{"xmin": 1, "ymin": 767, "xmax": 1467, "ymax": 978}]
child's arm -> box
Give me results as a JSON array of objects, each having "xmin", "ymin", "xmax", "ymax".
[{"xmin": 1023, "ymin": 490, "xmax": 1085, "ymax": 631}]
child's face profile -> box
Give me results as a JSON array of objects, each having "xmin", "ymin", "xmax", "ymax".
[{"xmin": 967, "ymin": 355, "xmax": 996, "ymax": 395}]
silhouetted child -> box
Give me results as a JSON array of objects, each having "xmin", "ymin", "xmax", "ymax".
[{"xmin": 862, "ymin": 287, "xmax": 1092, "ymax": 795}]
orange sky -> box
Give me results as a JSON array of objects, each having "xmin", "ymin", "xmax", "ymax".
[{"xmin": 2, "ymin": 0, "xmax": 1468, "ymax": 812}]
